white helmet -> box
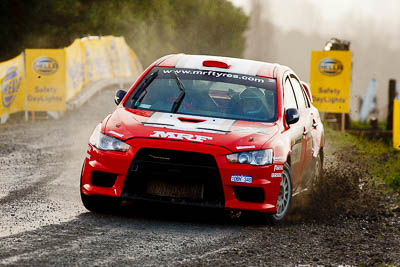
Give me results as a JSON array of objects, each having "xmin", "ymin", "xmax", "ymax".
[{"xmin": 239, "ymin": 87, "xmax": 265, "ymax": 116}]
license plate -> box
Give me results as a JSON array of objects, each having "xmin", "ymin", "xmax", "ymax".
[
  {"xmin": 146, "ymin": 180, "xmax": 204, "ymax": 199},
  {"xmin": 231, "ymin": 175, "xmax": 252, "ymax": 183}
]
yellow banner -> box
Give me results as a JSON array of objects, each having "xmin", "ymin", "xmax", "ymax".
[
  {"xmin": 65, "ymin": 39, "xmax": 84, "ymax": 101},
  {"xmin": 309, "ymin": 51, "xmax": 352, "ymax": 113},
  {"xmin": 393, "ymin": 98, "xmax": 400, "ymax": 150},
  {"xmin": 102, "ymin": 36, "xmax": 141, "ymax": 78},
  {"xmin": 0, "ymin": 54, "xmax": 25, "ymax": 116},
  {"xmin": 104, "ymin": 36, "xmax": 121, "ymax": 78},
  {"xmin": 129, "ymin": 48, "xmax": 141, "ymax": 77},
  {"xmin": 0, "ymin": 35, "xmax": 139, "ymax": 117},
  {"xmin": 115, "ymin": 37, "xmax": 133, "ymax": 77},
  {"xmin": 81, "ymin": 38, "xmax": 113, "ymax": 84},
  {"xmin": 25, "ymin": 49, "xmax": 66, "ymax": 111}
]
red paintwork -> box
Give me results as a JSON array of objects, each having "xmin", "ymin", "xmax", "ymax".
[
  {"xmin": 202, "ymin": 60, "xmax": 231, "ymax": 69},
  {"xmin": 157, "ymin": 54, "xmax": 182, "ymax": 68},
  {"xmin": 256, "ymin": 64, "xmax": 276, "ymax": 79},
  {"xmin": 81, "ymin": 54, "xmax": 324, "ymax": 214}
]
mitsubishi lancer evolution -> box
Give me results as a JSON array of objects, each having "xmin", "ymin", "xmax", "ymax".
[{"xmin": 80, "ymin": 54, "xmax": 324, "ymax": 224}]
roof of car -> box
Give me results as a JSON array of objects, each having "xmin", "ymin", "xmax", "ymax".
[{"xmin": 156, "ymin": 54, "xmax": 286, "ymax": 78}]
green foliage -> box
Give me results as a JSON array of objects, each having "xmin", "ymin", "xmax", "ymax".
[
  {"xmin": 350, "ymin": 136, "xmax": 400, "ymax": 190},
  {"xmin": 0, "ymin": 0, "xmax": 248, "ymax": 66},
  {"xmin": 350, "ymin": 120, "xmax": 386, "ymax": 131}
]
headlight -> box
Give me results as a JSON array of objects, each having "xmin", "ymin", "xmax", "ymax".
[
  {"xmin": 226, "ymin": 149, "xmax": 273, "ymax": 166},
  {"xmin": 89, "ymin": 124, "xmax": 130, "ymax": 152}
]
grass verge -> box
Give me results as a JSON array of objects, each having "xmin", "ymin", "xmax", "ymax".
[{"xmin": 324, "ymin": 124, "xmax": 400, "ymax": 191}]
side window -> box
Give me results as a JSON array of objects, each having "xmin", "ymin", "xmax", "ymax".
[
  {"xmin": 290, "ymin": 76, "xmax": 306, "ymax": 110},
  {"xmin": 302, "ymin": 87, "xmax": 311, "ymax": 108},
  {"xmin": 284, "ymin": 78, "xmax": 297, "ymax": 109},
  {"xmin": 300, "ymin": 82, "xmax": 311, "ymax": 107}
]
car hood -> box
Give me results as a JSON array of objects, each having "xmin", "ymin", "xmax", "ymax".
[{"xmin": 104, "ymin": 107, "xmax": 279, "ymax": 152}]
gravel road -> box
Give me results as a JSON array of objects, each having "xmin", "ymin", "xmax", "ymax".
[{"xmin": 0, "ymin": 87, "xmax": 399, "ymax": 266}]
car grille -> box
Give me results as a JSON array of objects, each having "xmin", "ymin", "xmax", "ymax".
[{"xmin": 122, "ymin": 148, "xmax": 224, "ymax": 208}]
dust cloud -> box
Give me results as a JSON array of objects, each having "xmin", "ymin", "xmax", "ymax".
[{"xmin": 232, "ymin": 0, "xmax": 400, "ymax": 122}]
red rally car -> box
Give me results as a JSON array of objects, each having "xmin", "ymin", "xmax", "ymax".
[{"xmin": 81, "ymin": 54, "xmax": 324, "ymax": 224}]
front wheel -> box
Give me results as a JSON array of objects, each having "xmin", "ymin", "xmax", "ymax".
[{"xmin": 267, "ymin": 163, "xmax": 293, "ymax": 225}]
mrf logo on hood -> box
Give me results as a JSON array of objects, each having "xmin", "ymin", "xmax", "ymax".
[
  {"xmin": 150, "ymin": 131, "xmax": 212, "ymax": 143},
  {"xmin": 1, "ymin": 66, "xmax": 22, "ymax": 108}
]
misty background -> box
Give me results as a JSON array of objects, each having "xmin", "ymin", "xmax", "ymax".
[
  {"xmin": 2, "ymin": 0, "xmax": 399, "ymax": 122},
  {"xmin": 231, "ymin": 0, "xmax": 400, "ymax": 122}
]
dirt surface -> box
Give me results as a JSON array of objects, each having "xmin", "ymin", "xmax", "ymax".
[{"xmin": 0, "ymin": 87, "xmax": 399, "ymax": 266}]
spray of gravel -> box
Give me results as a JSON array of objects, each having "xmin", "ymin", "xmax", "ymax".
[{"xmin": 287, "ymin": 147, "xmax": 385, "ymax": 224}]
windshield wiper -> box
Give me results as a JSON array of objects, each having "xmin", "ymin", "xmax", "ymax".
[
  {"xmin": 131, "ymin": 70, "xmax": 159, "ymax": 108},
  {"xmin": 171, "ymin": 72, "xmax": 186, "ymax": 113}
]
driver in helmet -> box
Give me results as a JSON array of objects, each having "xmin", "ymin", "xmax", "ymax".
[{"xmin": 239, "ymin": 87, "xmax": 269, "ymax": 119}]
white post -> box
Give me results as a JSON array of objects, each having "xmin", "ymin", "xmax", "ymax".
[{"xmin": 22, "ymin": 52, "xmax": 28, "ymax": 121}]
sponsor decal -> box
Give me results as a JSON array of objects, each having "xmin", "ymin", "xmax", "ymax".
[
  {"xmin": 150, "ymin": 130, "xmax": 212, "ymax": 143},
  {"xmin": 162, "ymin": 69, "xmax": 268, "ymax": 84},
  {"xmin": 231, "ymin": 174, "xmax": 252, "ymax": 184},
  {"xmin": 1, "ymin": 66, "xmax": 22, "ymax": 108},
  {"xmin": 33, "ymin": 57, "xmax": 59, "ymax": 75},
  {"xmin": 318, "ymin": 58, "xmax": 343, "ymax": 76},
  {"xmin": 236, "ymin": 145, "xmax": 256, "ymax": 150},
  {"xmin": 86, "ymin": 153, "xmax": 91, "ymax": 159},
  {"xmin": 274, "ymin": 165, "xmax": 284, "ymax": 171},
  {"xmin": 271, "ymin": 173, "xmax": 282, "ymax": 178}
]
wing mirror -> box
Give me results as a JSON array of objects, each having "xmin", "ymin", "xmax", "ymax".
[
  {"xmin": 115, "ymin": 90, "xmax": 127, "ymax": 105},
  {"xmin": 285, "ymin": 108, "xmax": 299, "ymax": 125}
]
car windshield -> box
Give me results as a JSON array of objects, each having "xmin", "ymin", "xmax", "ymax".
[{"xmin": 125, "ymin": 67, "xmax": 277, "ymax": 122}]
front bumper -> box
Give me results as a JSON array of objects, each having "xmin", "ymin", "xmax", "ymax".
[{"xmin": 81, "ymin": 138, "xmax": 283, "ymax": 213}]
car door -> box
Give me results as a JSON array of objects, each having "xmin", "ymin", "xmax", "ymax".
[
  {"xmin": 283, "ymin": 77, "xmax": 304, "ymax": 189},
  {"xmin": 289, "ymin": 75, "xmax": 313, "ymax": 184}
]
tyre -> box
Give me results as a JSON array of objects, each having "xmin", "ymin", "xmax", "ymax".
[
  {"xmin": 267, "ymin": 163, "xmax": 293, "ymax": 225},
  {"xmin": 81, "ymin": 191, "xmax": 121, "ymax": 213}
]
